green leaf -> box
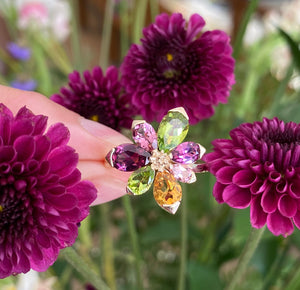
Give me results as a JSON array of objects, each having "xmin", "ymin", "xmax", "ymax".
[
  {"xmin": 187, "ymin": 261, "xmax": 223, "ymax": 290},
  {"xmin": 278, "ymin": 27, "xmax": 300, "ymax": 73},
  {"xmin": 251, "ymin": 238, "xmax": 280, "ymax": 276},
  {"xmin": 31, "ymin": 39, "xmax": 52, "ymax": 96},
  {"xmin": 233, "ymin": 208, "xmax": 251, "ymax": 243},
  {"xmin": 141, "ymin": 219, "xmax": 180, "ymax": 245}
]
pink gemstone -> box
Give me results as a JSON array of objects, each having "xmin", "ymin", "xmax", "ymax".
[
  {"xmin": 171, "ymin": 142, "xmax": 200, "ymax": 164},
  {"xmin": 169, "ymin": 164, "xmax": 196, "ymax": 183},
  {"xmin": 190, "ymin": 163, "xmax": 208, "ymax": 173},
  {"xmin": 132, "ymin": 122, "xmax": 158, "ymax": 151},
  {"xmin": 106, "ymin": 143, "xmax": 151, "ymax": 171}
]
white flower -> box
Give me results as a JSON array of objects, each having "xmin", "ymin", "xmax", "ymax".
[
  {"xmin": 14, "ymin": 0, "xmax": 71, "ymax": 41},
  {"xmin": 17, "ymin": 270, "xmax": 56, "ymax": 290}
]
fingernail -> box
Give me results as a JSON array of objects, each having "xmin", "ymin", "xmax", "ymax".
[{"xmin": 79, "ymin": 117, "xmax": 130, "ymax": 144}]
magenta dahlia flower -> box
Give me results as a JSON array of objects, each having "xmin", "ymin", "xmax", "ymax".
[
  {"xmin": 0, "ymin": 104, "xmax": 97, "ymax": 278},
  {"xmin": 120, "ymin": 13, "xmax": 235, "ymax": 124},
  {"xmin": 203, "ymin": 117, "xmax": 300, "ymax": 237},
  {"xmin": 51, "ymin": 66, "xmax": 135, "ymax": 131}
]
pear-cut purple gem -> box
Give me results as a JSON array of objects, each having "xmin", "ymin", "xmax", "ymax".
[
  {"xmin": 132, "ymin": 122, "xmax": 158, "ymax": 151},
  {"xmin": 171, "ymin": 142, "xmax": 200, "ymax": 164},
  {"xmin": 106, "ymin": 143, "xmax": 151, "ymax": 171}
]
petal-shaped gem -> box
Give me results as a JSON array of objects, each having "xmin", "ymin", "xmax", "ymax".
[
  {"xmin": 132, "ymin": 121, "xmax": 158, "ymax": 151},
  {"xmin": 106, "ymin": 143, "xmax": 151, "ymax": 171},
  {"xmin": 157, "ymin": 107, "xmax": 189, "ymax": 152},
  {"xmin": 153, "ymin": 171, "xmax": 182, "ymax": 214},
  {"xmin": 169, "ymin": 163, "xmax": 196, "ymax": 183},
  {"xmin": 171, "ymin": 142, "xmax": 202, "ymax": 164},
  {"xmin": 190, "ymin": 163, "xmax": 208, "ymax": 173},
  {"xmin": 127, "ymin": 166, "xmax": 155, "ymax": 195}
]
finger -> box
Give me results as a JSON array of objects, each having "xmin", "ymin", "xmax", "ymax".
[
  {"xmin": 0, "ymin": 85, "xmax": 131, "ymax": 160},
  {"xmin": 78, "ymin": 160, "xmax": 131, "ymax": 204}
]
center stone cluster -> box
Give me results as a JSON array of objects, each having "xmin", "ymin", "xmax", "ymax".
[{"xmin": 150, "ymin": 149, "xmax": 172, "ymax": 172}]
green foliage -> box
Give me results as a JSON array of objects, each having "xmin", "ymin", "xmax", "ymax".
[
  {"xmin": 188, "ymin": 261, "xmax": 223, "ymax": 290},
  {"xmin": 278, "ymin": 28, "xmax": 300, "ymax": 74}
]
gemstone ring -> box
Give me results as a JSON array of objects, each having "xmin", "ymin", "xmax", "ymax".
[{"xmin": 106, "ymin": 107, "xmax": 206, "ymax": 214}]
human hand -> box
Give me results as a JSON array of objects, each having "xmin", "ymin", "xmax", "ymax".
[{"xmin": 0, "ymin": 85, "xmax": 131, "ymax": 204}]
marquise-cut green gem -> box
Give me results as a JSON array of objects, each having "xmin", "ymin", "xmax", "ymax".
[
  {"xmin": 157, "ymin": 110, "xmax": 189, "ymax": 152},
  {"xmin": 127, "ymin": 166, "xmax": 155, "ymax": 195}
]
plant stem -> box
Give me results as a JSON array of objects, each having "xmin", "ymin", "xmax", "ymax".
[
  {"xmin": 260, "ymin": 240, "xmax": 289, "ymax": 290},
  {"xmin": 236, "ymin": 69, "xmax": 257, "ymax": 120},
  {"xmin": 133, "ymin": 0, "xmax": 148, "ymax": 44},
  {"xmin": 149, "ymin": 0, "xmax": 159, "ymax": 22},
  {"xmin": 31, "ymin": 38, "xmax": 52, "ymax": 95},
  {"xmin": 178, "ymin": 185, "xmax": 188, "ymax": 290},
  {"xmin": 78, "ymin": 214, "xmax": 93, "ymax": 250},
  {"xmin": 69, "ymin": 0, "xmax": 83, "ymax": 71},
  {"xmin": 225, "ymin": 226, "xmax": 265, "ymax": 290},
  {"xmin": 233, "ymin": 0, "xmax": 260, "ymax": 60},
  {"xmin": 122, "ymin": 195, "xmax": 144, "ymax": 289},
  {"xmin": 265, "ymin": 64, "xmax": 294, "ymax": 118},
  {"xmin": 99, "ymin": 0, "xmax": 115, "ymax": 69},
  {"xmin": 100, "ymin": 203, "xmax": 117, "ymax": 290},
  {"xmin": 119, "ymin": 1, "xmax": 130, "ymax": 59},
  {"xmin": 62, "ymin": 247, "xmax": 110, "ymax": 290},
  {"xmin": 285, "ymin": 259, "xmax": 300, "ymax": 290}
]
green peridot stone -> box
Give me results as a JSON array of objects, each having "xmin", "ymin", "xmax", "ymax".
[
  {"xmin": 127, "ymin": 166, "xmax": 155, "ymax": 195},
  {"xmin": 157, "ymin": 110, "xmax": 189, "ymax": 152}
]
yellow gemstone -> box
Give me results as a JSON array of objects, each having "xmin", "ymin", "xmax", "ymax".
[{"xmin": 153, "ymin": 171, "xmax": 182, "ymax": 214}]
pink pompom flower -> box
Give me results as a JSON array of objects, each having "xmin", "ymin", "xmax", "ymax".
[
  {"xmin": 121, "ymin": 13, "xmax": 235, "ymax": 124},
  {"xmin": 51, "ymin": 66, "xmax": 135, "ymax": 131},
  {"xmin": 0, "ymin": 104, "xmax": 96, "ymax": 278},
  {"xmin": 204, "ymin": 117, "xmax": 300, "ymax": 237}
]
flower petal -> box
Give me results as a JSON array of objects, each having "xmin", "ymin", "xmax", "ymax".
[
  {"xmin": 292, "ymin": 210, "xmax": 300, "ymax": 230},
  {"xmin": 14, "ymin": 135, "xmax": 35, "ymax": 162},
  {"xmin": 48, "ymin": 146, "xmax": 78, "ymax": 176},
  {"xmin": 0, "ymin": 114, "xmax": 11, "ymax": 144},
  {"xmin": 186, "ymin": 14, "xmax": 205, "ymax": 41},
  {"xmin": 278, "ymin": 194, "xmax": 297, "ymax": 218},
  {"xmin": 267, "ymin": 210, "xmax": 294, "ymax": 237},
  {"xmin": 288, "ymin": 180, "xmax": 300, "ymax": 199},
  {"xmin": 216, "ymin": 166, "xmax": 239, "ymax": 184},
  {"xmin": 261, "ymin": 187, "xmax": 277, "ymax": 213},
  {"xmin": 223, "ymin": 184, "xmax": 251, "ymax": 209},
  {"xmin": 250, "ymin": 179, "xmax": 269, "ymax": 195},
  {"xmin": 232, "ymin": 169, "xmax": 257, "ymax": 188},
  {"xmin": 250, "ymin": 195, "xmax": 267, "ymax": 228},
  {"xmin": 46, "ymin": 123, "xmax": 70, "ymax": 149},
  {"xmin": 212, "ymin": 182, "xmax": 225, "ymax": 203}
]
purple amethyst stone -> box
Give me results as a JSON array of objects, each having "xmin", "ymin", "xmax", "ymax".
[
  {"xmin": 171, "ymin": 142, "xmax": 200, "ymax": 164},
  {"xmin": 107, "ymin": 143, "xmax": 151, "ymax": 171}
]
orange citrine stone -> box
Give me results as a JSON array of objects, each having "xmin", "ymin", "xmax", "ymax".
[{"xmin": 153, "ymin": 171, "xmax": 182, "ymax": 214}]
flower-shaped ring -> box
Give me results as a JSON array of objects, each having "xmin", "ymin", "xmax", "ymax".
[{"xmin": 106, "ymin": 107, "xmax": 206, "ymax": 214}]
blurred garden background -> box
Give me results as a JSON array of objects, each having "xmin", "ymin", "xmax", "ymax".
[{"xmin": 1, "ymin": 0, "xmax": 300, "ymax": 289}]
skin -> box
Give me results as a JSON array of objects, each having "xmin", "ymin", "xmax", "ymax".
[{"xmin": 0, "ymin": 85, "xmax": 131, "ymax": 204}]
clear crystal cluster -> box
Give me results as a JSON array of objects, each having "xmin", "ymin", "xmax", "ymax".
[
  {"xmin": 106, "ymin": 107, "xmax": 206, "ymax": 214},
  {"xmin": 150, "ymin": 149, "xmax": 171, "ymax": 172}
]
